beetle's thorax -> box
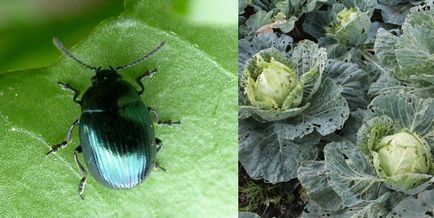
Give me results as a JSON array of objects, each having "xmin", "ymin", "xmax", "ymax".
[{"xmin": 91, "ymin": 69, "xmax": 122, "ymax": 86}]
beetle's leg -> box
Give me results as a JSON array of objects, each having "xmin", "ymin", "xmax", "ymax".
[
  {"xmin": 74, "ymin": 146, "xmax": 88, "ymax": 200},
  {"xmin": 148, "ymin": 107, "xmax": 181, "ymax": 126},
  {"xmin": 158, "ymin": 120, "xmax": 181, "ymax": 126},
  {"xmin": 46, "ymin": 119, "xmax": 79, "ymax": 155},
  {"xmin": 155, "ymin": 161, "xmax": 166, "ymax": 172},
  {"xmin": 148, "ymin": 107, "xmax": 160, "ymax": 123},
  {"xmin": 58, "ymin": 82, "xmax": 81, "ymax": 105},
  {"xmin": 156, "ymin": 138, "xmax": 162, "ymax": 152},
  {"xmin": 136, "ymin": 69, "xmax": 157, "ymax": 96}
]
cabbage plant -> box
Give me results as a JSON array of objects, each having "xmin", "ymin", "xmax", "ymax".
[
  {"xmin": 240, "ymin": 40, "xmax": 349, "ymax": 124},
  {"xmin": 298, "ymin": 91, "xmax": 434, "ymax": 217},
  {"xmin": 239, "ymin": 40, "xmax": 350, "ymax": 184}
]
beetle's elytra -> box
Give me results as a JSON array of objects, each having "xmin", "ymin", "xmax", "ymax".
[{"xmin": 47, "ymin": 38, "xmax": 179, "ymax": 199}]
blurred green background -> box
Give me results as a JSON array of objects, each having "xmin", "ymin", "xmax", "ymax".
[
  {"xmin": 0, "ymin": 0, "xmax": 237, "ymax": 73},
  {"xmin": 0, "ymin": 0, "xmax": 122, "ymax": 72}
]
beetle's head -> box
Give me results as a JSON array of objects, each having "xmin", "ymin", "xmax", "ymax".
[{"xmin": 91, "ymin": 67, "xmax": 122, "ymax": 85}]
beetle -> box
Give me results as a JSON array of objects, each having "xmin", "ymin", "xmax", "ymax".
[{"xmin": 46, "ymin": 38, "xmax": 178, "ymax": 199}]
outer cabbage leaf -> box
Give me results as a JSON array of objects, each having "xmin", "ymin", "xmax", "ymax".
[
  {"xmin": 329, "ymin": 110, "xmax": 368, "ymax": 144},
  {"xmin": 239, "ymin": 212, "xmax": 262, "ymax": 218},
  {"xmin": 376, "ymin": 3, "xmax": 413, "ymax": 25},
  {"xmin": 239, "ymin": 118, "xmax": 320, "ymax": 183},
  {"xmin": 368, "ymin": 71, "xmax": 434, "ymax": 100},
  {"xmin": 340, "ymin": 0, "xmax": 377, "ymax": 11},
  {"xmin": 303, "ymin": 10, "xmax": 335, "ymax": 40},
  {"xmin": 325, "ymin": 142, "xmax": 386, "ymax": 207},
  {"xmin": 276, "ymin": 78, "xmax": 349, "ymax": 139},
  {"xmin": 374, "ymin": 28, "xmax": 399, "ymax": 71},
  {"xmin": 325, "ymin": 60, "xmax": 370, "ymax": 110},
  {"xmin": 239, "ymin": 10, "xmax": 274, "ymax": 40},
  {"xmin": 238, "ymin": 32, "xmax": 293, "ymax": 75},
  {"xmin": 239, "ymin": 0, "xmax": 248, "ymax": 14},
  {"xmin": 365, "ymin": 92, "xmax": 434, "ymax": 144},
  {"xmin": 332, "ymin": 10, "xmax": 372, "ymax": 47},
  {"xmin": 302, "ymin": 193, "xmax": 392, "ymax": 218},
  {"xmin": 298, "ymin": 161, "xmax": 344, "ymax": 211},
  {"xmin": 388, "ymin": 189, "xmax": 434, "ymax": 217},
  {"xmin": 395, "ymin": 5, "xmax": 434, "ymax": 80}
]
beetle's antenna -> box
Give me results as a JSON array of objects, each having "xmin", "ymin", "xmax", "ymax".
[
  {"xmin": 53, "ymin": 38, "xmax": 98, "ymax": 71},
  {"xmin": 115, "ymin": 42, "xmax": 166, "ymax": 71}
]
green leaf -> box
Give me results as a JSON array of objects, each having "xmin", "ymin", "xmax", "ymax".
[
  {"xmin": 324, "ymin": 142, "xmax": 385, "ymax": 207},
  {"xmin": 333, "ymin": 11, "xmax": 371, "ymax": 47},
  {"xmin": 238, "ymin": 32, "xmax": 293, "ymax": 75},
  {"xmin": 0, "ymin": 1, "xmax": 237, "ymax": 217},
  {"xmin": 124, "ymin": 0, "xmax": 238, "ymax": 75},
  {"xmin": 239, "ymin": 119, "xmax": 320, "ymax": 183},
  {"xmin": 239, "ymin": 212, "xmax": 262, "ymax": 218},
  {"xmin": 390, "ymin": 189, "xmax": 434, "ymax": 217},
  {"xmin": 377, "ymin": 3, "xmax": 412, "ymax": 25},
  {"xmin": 368, "ymin": 71, "xmax": 401, "ymax": 98},
  {"xmin": 240, "ymin": 10, "xmax": 274, "ymax": 40},
  {"xmin": 395, "ymin": 5, "xmax": 434, "ymax": 80},
  {"xmin": 325, "ymin": 60, "xmax": 370, "ymax": 110},
  {"xmin": 374, "ymin": 28, "xmax": 399, "ymax": 71},
  {"xmin": 302, "ymin": 10, "xmax": 334, "ymax": 40},
  {"xmin": 366, "ymin": 92, "xmax": 434, "ymax": 143},
  {"xmin": 298, "ymin": 161, "xmax": 344, "ymax": 211},
  {"xmin": 302, "ymin": 192, "xmax": 391, "ymax": 218},
  {"xmin": 277, "ymin": 79, "xmax": 349, "ymax": 140}
]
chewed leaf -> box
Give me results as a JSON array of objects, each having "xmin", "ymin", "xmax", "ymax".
[
  {"xmin": 302, "ymin": 192, "xmax": 391, "ymax": 218},
  {"xmin": 298, "ymin": 161, "xmax": 344, "ymax": 211},
  {"xmin": 357, "ymin": 116, "xmax": 394, "ymax": 155},
  {"xmin": 239, "ymin": 103, "xmax": 310, "ymax": 122},
  {"xmin": 287, "ymin": 40, "xmax": 327, "ymax": 102},
  {"xmin": 238, "ymin": 32, "xmax": 293, "ymax": 75},
  {"xmin": 390, "ymin": 189, "xmax": 434, "ymax": 217},
  {"xmin": 324, "ymin": 142, "xmax": 385, "ymax": 207},
  {"xmin": 239, "ymin": 119, "xmax": 320, "ymax": 183},
  {"xmin": 291, "ymin": 40, "xmax": 327, "ymax": 80},
  {"xmin": 334, "ymin": 11, "xmax": 371, "ymax": 47},
  {"xmin": 395, "ymin": 5, "xmax": 434, "ymax": 80},
  {"xmin": 368, "ymin": 92, "xmax": 434, "ymax": 144},
  {"xmin": 340, "ymin": 0, "xmax": 376, "ymax": 12},
  {"xmin": 374, "ymin": 28, "xmax": 398, "ymax": 71},
  {"xmin": 277, "ymin": 78, "xmax": 349, "ymax": 140}
]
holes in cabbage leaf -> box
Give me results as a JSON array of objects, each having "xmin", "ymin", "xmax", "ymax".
[{"xmin": 342, "ymin": 153, "xmax": 349, "ymax": 159}]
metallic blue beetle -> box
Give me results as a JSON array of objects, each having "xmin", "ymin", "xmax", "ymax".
[{"xmin": 47, "ymin": 38, "xmax": 178, "ymax": 199}]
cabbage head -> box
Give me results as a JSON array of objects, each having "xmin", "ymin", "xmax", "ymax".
[
  {"xmin": 244, "ymin": 52, "xmax": 303, "ymax": 110},
  {"xmin": 373, "ymin": 129, "xmax": 432, "ymax": 190},
  {"xmin": 358, "ymin": 92, "xmax": 434, "ymax": 191}
]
